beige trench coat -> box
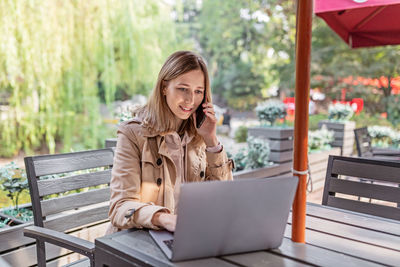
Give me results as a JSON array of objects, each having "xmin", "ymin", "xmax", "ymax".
[{"xmin": 107, "ymin": 119, "xmax": 234, "ymax": 234}]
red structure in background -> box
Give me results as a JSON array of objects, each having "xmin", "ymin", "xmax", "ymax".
[{"xmin": 283, "ymin": 97, "xmax": 295, "ymax": 116}]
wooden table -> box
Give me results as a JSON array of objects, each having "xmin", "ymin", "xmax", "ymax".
[{"xmin": 95, "ymin": 203, "xmax": 400, "ymax": 266}]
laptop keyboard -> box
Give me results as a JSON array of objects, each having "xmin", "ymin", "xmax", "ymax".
[{"xmin": 163, "ymin": 239, "xmax": 174, "ymax": 250}]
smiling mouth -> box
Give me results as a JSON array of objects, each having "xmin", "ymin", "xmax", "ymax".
[{"xmin": 180, "ymin": 106, "xmax": 193, "ymax": 112}]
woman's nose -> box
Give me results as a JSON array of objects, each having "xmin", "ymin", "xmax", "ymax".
[{"xmin": 184, "ymin": 91, "xmax": 194, "ymax": 104}]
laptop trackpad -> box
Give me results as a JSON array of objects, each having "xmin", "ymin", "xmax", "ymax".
[{"xmin": 149, "ymin": 230, "xmax": 174, "ymax": 259}]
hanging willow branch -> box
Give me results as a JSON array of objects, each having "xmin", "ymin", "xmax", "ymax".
[{"xmin": 0, "ymin": 0, "xmax": 186, "ymax": 157}]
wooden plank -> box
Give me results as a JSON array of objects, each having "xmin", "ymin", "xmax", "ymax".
[
  {"xmin": 268, "ymin": 139, "xmax": 293, "ymax": 151},
  {"xmin": 38, "ymin": 170, "xmax": 111, "ymax": 196},
  {"xmin": 326, "ymin": 196, "xmax": 400, "ymax": 221},
  {"xmin": 0, "ymin": 223, "xmax": 35, "ymax": 253},
  {"xmin": 271, "ymin": 238, "xmax": 381, "ymax": 267},
  {"xmin": 234, "ymin": 162, "xmax": 291, "ymax": 180},
  {"xmin": 46, "ymin": 254, "xmax": 88, "ymax": 267},
  {"xmin": 41, "ymin": 188, "xmax": 110, "ymax": 216},
  {"xmin": 44, "ymin": 204, "xmax": 109, "ymax": 232},
  {"xmin": 319, "ymin": 121, "xmax": 355, "ymax": 131},
  {"xmin": 331, "ymin": 159, "xmax": 400, "ymax": 183},
  {"xmin": 288, "ymin": 213, "xmax": 400, "ymax": 251},
  {"xmin": 105, "ymin": 138, "xmax": 117, "ymax": 148},
  {"xmin": 269, "ymin": 151, "xmax": 293, "ymax": 163},
  {"xmin": 284, "ymin": 225, "xmax": 399, "ymax": 267},
  {"xmin": 248, "ymin": 127, "xmax": 294, "ymax": 140},
  {"xmin": 0, "ymin": 222, "xmax": 107, "ymax": 267},
  {"xmin": 333, "ymin": 130, "xmax": 354, "ymax": 139},
  {"xmin": 306, "ymin": 203, "xmax": 400, "ymax": 236},
  {"xmin": 329, "ymin": 179, "xmax": 400, "ymax": 203},
  {"xmin": 0, "ymin": 241, "xmax": 70, "ymax": 267},
  {"xmin": 309, "ymin": 160, "xmax": 329, "ymax": 174},
  {"xmin": 222, "ymin": 250, "xmax": 310, "ymax": 267},
  {"xmin": 33, "ymin": 148, "xmax": 114, "ymax": 177}
]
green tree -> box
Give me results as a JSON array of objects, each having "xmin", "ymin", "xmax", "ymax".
[{"xmin": 0, "ymin": 0, "xmax": 186, "ymax": 156}]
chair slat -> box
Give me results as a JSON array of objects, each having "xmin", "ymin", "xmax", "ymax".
[
  {"xmin": 332, "ymin": 159, "xmax": 399, "ymax": 183},
  {"xmin": 44, "ymin": 204, "xmax": 109, "ymax": 232},
  {"xmin": 33, "ymin": 149, "xmax": 114, "ymax": 176},
  {"xmin": 326, "ymin": 196, "xmax": 400, "ymax": 221},
  {"xmin": 329, "ymin": 178, "xmax": 400, "ymax": 203},
  {"xmin": 37, "ymin": 170, "xmax": 111, "ymax": 197},
  {"xmin": 41, "ymin": 188, "xmax": 110, "ymax": 216}
]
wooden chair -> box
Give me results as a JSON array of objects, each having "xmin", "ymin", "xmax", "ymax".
[
  {"xmin": 322, "ymin": 155, "xmax": 400, "ymax": 221},
  {"xmin": 23, "ymin": 148, "xmax": 114, "ymax": 267},
  {"xmin": 354, "ymin": 127, "xmax": 400, "ymax": 159}
]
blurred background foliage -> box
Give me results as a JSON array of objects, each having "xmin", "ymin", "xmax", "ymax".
[
  {"xmin": 0, "ymin": 0, "xmax": 188, "ymax": 156},
  {"xmin": 0, "ymin": 0, "xmax": 399, "ymax": 157}
]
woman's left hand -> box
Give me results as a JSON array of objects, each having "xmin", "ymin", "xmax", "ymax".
[{"xmin": 194, "ymin": 102, "xmax": 218, "ymax": 147}]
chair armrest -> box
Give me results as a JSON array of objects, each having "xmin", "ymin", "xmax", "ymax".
[
  {"xmin": 372, "ymin": 148, "xmax": 400, "ymax": 156},
  {"xmin": 24, "ymin": 226, "xmax": 95, "ymax": 258}
]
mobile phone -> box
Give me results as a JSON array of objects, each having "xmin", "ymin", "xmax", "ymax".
[{"xmin": 196, "ymin": 94, "xmax": 206, "ymax": 128}]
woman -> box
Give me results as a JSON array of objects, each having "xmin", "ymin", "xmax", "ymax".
[{"xmin": 107, "ymin": 51, "xmax": 234, "ymax": 234}]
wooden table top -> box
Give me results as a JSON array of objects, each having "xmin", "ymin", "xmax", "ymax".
[{"xmin": 95, "ymin": 203, "xmax": 400, "ymax": 267}]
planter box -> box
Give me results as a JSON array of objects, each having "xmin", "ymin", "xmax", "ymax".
[
  {"xmin": 308, "ymin": 147, "xmax": 341, "ymax": 192},
  {"xmin": 0, "ymin": 203, "xmax": 33, "ymax": 225},
  {"xmin": 105, "ymin": 138, "xmax": 117, "ymax": 148},
  {"xmin": 248, "ymin": 127, "xmax": 294, "ymax": 164},
  {"xmin": 318, "ymin": 121, "xmax": 355, "ymax": 156},
  {"xmin": 234, "ymin": 162, "xmax": 292, "ymax": 180}
]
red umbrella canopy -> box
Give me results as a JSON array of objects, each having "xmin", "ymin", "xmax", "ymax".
[{"xmin": 315, "ymin": 0, "xmax": 400, "ymax": 48}]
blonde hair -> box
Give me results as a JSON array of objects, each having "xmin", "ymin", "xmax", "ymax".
[{"xmin": 135, "ymin": 51, "xmax": 211, "ymax": 138}]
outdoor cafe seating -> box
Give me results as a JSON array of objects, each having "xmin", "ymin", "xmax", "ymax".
[{"xmin": 20, "ymin": 148, "xmax": 400, "ymax": 266}]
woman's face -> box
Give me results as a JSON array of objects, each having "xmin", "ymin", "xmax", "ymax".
[{"xmin": 163, "ymin": 69, "xmax": 205, "ymax": 123}]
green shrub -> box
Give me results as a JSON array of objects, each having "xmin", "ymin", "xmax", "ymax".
[
  {"xmin": 328, "ymin": 103, "xmax": 354, "ymax": 122},
  {"xmin": 308, "ymin": 126, "xmax": 334, "ymax": 152},
  {"xmin": 234, "ymin": 126, "xmax": 248, "ymax": 143},
  {"xmin": 245, "ymin": 137, "xmax": 270, "ymax": 169},
  {"xmin": 352, "ymin": 111, "xmax": 392, "ymax": 129},
  {"xmin": 229, "ymin": 137, "xmax": 271, "ymax": 172},
  {"xmin": 368, "ymin": 126, "xmax": 399, "ymax": 148},
  {"xmin": 0, "ymin": 162, "xmax": 28, "ymax": 212},
  {"xmin": 309, "ymin": 114, "xmax": 329, "ymax": 130},
  {"xmin": 387, "ymin": 95, "xmax": 400, "ymax": 126},
  {"xmin": 0, "ymin": 218, "xmax": 11, "ymax": 228},
  {"xmin": 232, "ymin": 148, "xmax": 247, "ymax": 172},
  {"xmin": 255, "ymin": 99, "xmax": 287, "ymax": 126}
]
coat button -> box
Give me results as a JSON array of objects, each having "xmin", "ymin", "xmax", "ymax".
[
  {"xmin": 200, "ymin": 171, "xmax": 205, "ymax": 178},
  {"xmin": 156, "ymin": 158, "xmax": 163, "ymax": 166},
  {"xmin": 156, "ymin": 178, "xmax": 162, "ymax": 186}
]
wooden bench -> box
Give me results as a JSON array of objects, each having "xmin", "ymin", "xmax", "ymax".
[
  {"xmin": 23, "ymin": 148, "xmax": 114, "ymax": 267},
  {"xmin": 322, "ymin": 155, "xmax": 400, "ymax": 220}
]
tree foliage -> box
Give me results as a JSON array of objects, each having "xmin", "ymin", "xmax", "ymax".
[{"xmin": 0, "ymin": 0, "xmax": 185, "ymax": 156}]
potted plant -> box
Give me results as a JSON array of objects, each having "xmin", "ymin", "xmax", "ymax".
[
  {"xmin": 248, "ymin": 99, "xmax": 294, "ymax": 163},
  {"xmin": 230, "ymin": 136, "xmax": 292, "ymax": 180},
  {"xmin": 0, "ymin": 162, "xmax": 33, "ymax": 225},
  {"xmin": 318, "ymin": 103, "xmax": 355, "ymax": 156}
]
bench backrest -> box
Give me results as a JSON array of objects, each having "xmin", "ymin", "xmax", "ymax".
[
  {"xmin": 354, "ymin": 127, "xmax": 373, "ymax": 157},
  {"xmin": 322, "ymin": 155, "xmax": 400, "ymax": 221},
  {"xmin": 25, "ymin": 148, "xmax": 114, "ymax": 232}
]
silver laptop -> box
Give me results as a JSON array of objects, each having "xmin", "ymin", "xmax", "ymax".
[{"xmin": 149, "ymin": 176, "xmax": 298, "ymax": 262}]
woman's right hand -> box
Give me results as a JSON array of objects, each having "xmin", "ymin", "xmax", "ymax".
[{"xmin": 152, "ymin": 212, "xmax": 177, "ymax": 232}]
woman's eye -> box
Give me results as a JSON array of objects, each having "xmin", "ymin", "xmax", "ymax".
[
  {"xmin": 196, "ymin": 90, "xmax": 204, "ymax": 94},
  {"xmin": 177, "ymin": 87, "xmax": 186, "ymax": 91}
]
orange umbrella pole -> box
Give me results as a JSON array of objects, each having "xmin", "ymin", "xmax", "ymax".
[{"xmin": 292, "ymin": 0, "xmax": 313, "ymax": 243}]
